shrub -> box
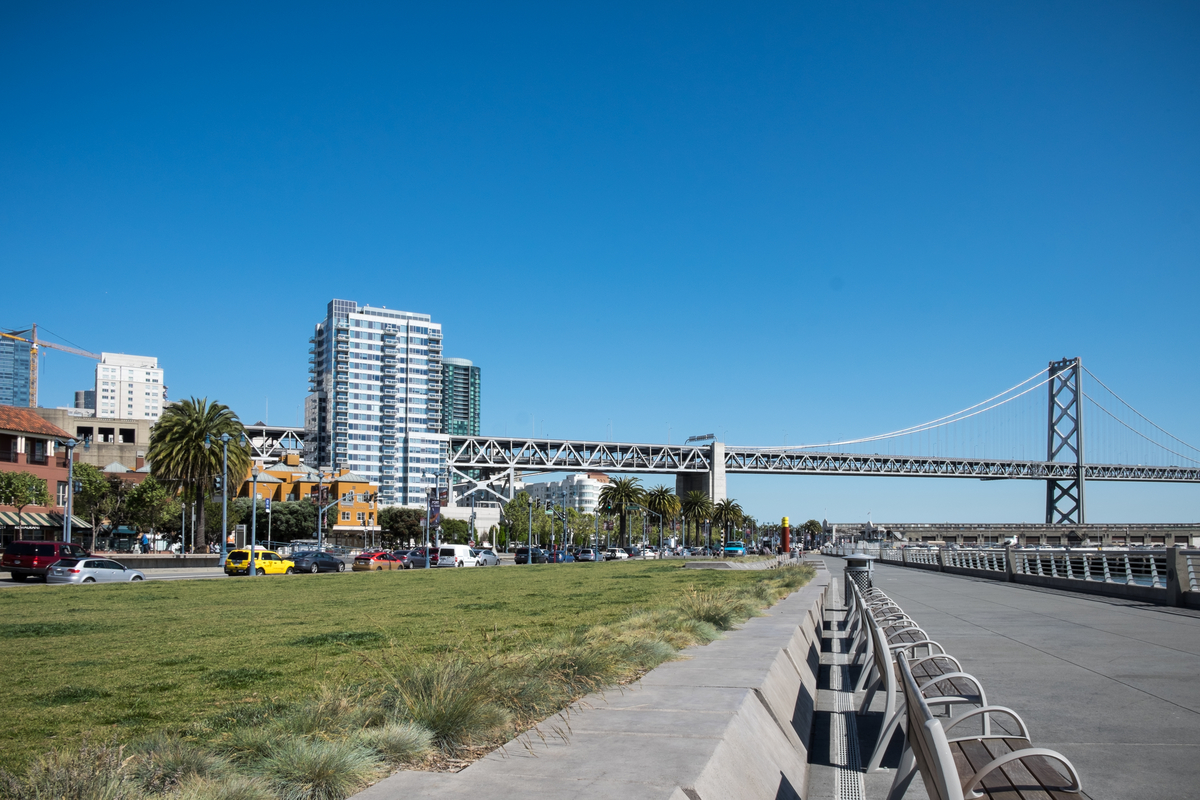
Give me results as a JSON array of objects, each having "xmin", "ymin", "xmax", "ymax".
[
  {"xmin": 175, "ymin": 774, "xmax": 276, "ymax": 800},
  {"xmin": 384, "ymin": 659, "xmax": 511, "ymax": 751},
  {"xmin": 275, "ymin": 686, "xmax": 389, "ymax": 736},
  {"xmin": 674, "ymin": 588, "xmax": 760, "ymax": 630},
  {"xmin": 255, "ymin": 738, "xmax": 384, "ymax": 800},
  {"xmin": 131, "ymin": 733, "xmax": 231, "ymax": 792},
  {"xmin": 209, "ymin": 726, "xmax": 280, "ymax": 764},
  {"xmin": 353, "ymin": 722, "xmax": 434, "ymax": 764},
  {"xmin": 0, "ymin": 738, "xmax": 139, "ymax": 800}
]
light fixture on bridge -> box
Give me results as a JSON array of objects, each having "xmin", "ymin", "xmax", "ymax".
[{"xmin": 685, "ymin": 433, "xmax": 715, "ymax": 443}]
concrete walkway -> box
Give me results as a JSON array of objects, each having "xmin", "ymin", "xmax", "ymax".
[{"xmin": 823, "ymin": 556, "xmax": 1200, "ymax": 800}]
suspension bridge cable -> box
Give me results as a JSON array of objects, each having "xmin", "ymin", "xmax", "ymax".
[
  {"xmin": 1083, "ymin": 392, "xmax": 1200, "ymax": 465},
  {"xmin": 768, "ymin": 373, "xmax": 1054, "ymax": 452},
  {"xmin": 1083, "ymin": 367, "xmax": 1200, "ymax": 455}
]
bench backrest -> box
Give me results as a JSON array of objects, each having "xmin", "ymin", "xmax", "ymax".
[
  {"xmin": 867, "ymin": 607, "xmax": 894, "ymax": 697},
  {"xmin": 898, "ymin": 652, "xmax": 963, "ymax": 800}
]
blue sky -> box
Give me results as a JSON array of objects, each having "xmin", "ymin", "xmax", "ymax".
[{"xmin": 2, "ymin": 1, "xmax": 1197, "ymax": 522}]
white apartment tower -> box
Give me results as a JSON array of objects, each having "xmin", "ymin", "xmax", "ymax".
[
  {"xmin": 94, "ymin": 353, "xmax": 164, "ymax": 420},
  {"xmin": 305, "ymin": 299, "xmax": 446, "ymax": 507}
]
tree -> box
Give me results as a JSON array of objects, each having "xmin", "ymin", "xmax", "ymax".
[
  {"xmin": 441, "ymin": 518, "xmax": 469, "ymax": 543},
  {"xmin": 645, "ymin": 485, "xmax": 680, "ymax": 544},
  {"xmin": 70, "ymin": 462, "xmax": 110, "ymax": 551},
  {"xmin": 0, "ymin": 471, "xmax": 51, "ymax": 533},
  {"xmin": 712, "ymin": 498, "xmax": 744, "ymax": 553},
  {"xmin": 127, "ymin": 477, "xmax": 172, "ymax": 533},
  {"xmin": 502, "ymin": 492, "xmax": 534, "ymax": 545},
  {"xmin": 598, "ymin": 477, "xmax": 644, "ymax": 547},
  {"xmin": 148, "ymin": 398, "xmax": 249, "ymax": 551},
  {"xmin": 680, "ymin": 490, "xmax": 713, "ymax": 549},
  {"xmin": 98, "ymin": 477, "xmax": 136, "ymax": 534},
  {"xmin": 379, "ymin": 506, "xmax": 423, "ymax": 546},
  {"xmin": 802, "ymin": 519, "xmax": 823, "ymax": 544}
]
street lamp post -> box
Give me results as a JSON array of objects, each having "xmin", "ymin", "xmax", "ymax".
[
  {"xmin": 527, "ymin": 497, "xmax": 533, "ymax": 562},
  {"xmin": 57, "ymin": 438, "xmax": 78, "ymax": 543},
  {"xmin": 249, "ymin": 464, "xmax": 260, "ymax": 576},
  {"xmin": 204, "ymin": 432, "xmax": 233, "ymax": 562},
  {"xmin": 316, "ymin": 473, "xmax": 325, "ymax": 552}
]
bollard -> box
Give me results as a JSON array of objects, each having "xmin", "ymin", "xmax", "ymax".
[
  {"xmin": 1166, "ymin": 545, "xmax": 1189, "ymax": 608},
  {"xmin": 1004, "ymin": 545, "xmax": 1016, "ymax": 583}
]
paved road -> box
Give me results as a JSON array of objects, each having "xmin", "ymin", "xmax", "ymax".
[{"xmin": 853, "ymin": 558, "xmax": 1200, "ymax": 800}]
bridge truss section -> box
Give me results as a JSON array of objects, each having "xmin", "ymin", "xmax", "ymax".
[
  {"xmin": 448, "ymin": 437, "xmax": 713, "ymax": 475},
  {"xmin": 448, "ymin": 437, "xmax": 1200, "ymax": 483}
]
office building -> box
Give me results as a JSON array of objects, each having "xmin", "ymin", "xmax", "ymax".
[
  {"xmin": 95, "ymin": 353, "xmax": 164, "ymax": 420},
  {"xmin": 0, "ymin": 336, "xmax": 32, "ymax": 408},
  {"xmin": 520, "ymin": 473, "xmax": 609, "ymax": 515},
  {"xmin": 305, "ymin": 299, "xmax": 446, "ymax": 507},
  {"xmin": 441, "ymin": 358, "xmax": 480, "ymax": 436},
  {"xmin": 74, "ymin": 390, "xmax": 95, "ymax": 411}
]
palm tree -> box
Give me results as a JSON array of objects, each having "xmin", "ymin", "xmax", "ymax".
[
  {"xmin": 712, "ymin": 498, "xmax": 744, "ymax": 554},
  {"xmin": 680, "ymin": 490, "xmax": 713, "ymax": 549},
  {"xmin": 597, "ymin": 476, "xmax": 644, "ymax": 547},
  {"xmin": 148, "ymin": 397, "xmax": 249, "ymax": 551},
  {"xmin": 645, "ymin": 485, "xmax": 680, "ymax": 547}
]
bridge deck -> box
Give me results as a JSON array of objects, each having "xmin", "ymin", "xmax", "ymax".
[{"xmin": 835, "ymin": 558, "xmax": 1200, "ymax": 799}]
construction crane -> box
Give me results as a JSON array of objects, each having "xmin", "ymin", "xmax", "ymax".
[{"xmin": 0, "ymin": 324, "xmax": 101, "ymax": 408}]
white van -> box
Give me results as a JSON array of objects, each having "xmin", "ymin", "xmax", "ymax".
[{"xmin": 436, "ymin": 544, "xmax": 478, "ymax": 567}]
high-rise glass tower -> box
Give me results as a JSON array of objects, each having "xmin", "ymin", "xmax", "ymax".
[
  {"xmin": 441, "ymin": 358, "xmax": 480, "ymax": 437},
  {"xmin": 305, "ymin": 299, "xmax": 446, "ymax": 507},
  {"xmin": 0, "ymin": 336, "xmax": 32, "ymax": 407}
]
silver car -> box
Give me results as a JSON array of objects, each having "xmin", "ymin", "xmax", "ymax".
[
  {"xmin": 471, "ymin": 548, "xmax": 501, "ymax": 566},
  {"xmin": 47, "ymin": 558, "xmax": 146, "ymax": 584}
]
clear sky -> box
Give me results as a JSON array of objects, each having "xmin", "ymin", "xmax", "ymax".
[{"xmin": 2, "ymin": 1, "xmax": 1197, "ymax": 523}]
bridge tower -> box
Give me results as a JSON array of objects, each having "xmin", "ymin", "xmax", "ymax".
[
  {"xmin": 1045, "ymin": 357, "xmax": 1085, "ymax": 524},
  {"xmin": 675, "ymin": 441, "xmax": 727, "ymax": 503}
]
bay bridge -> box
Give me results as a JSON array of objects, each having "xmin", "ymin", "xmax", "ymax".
[{"xmin": 448, "ymin": 357, "xmax": 1200, "ymax": 524}]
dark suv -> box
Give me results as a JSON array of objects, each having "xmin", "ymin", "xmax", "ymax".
[
  {"xmin": 3, "ymin": 541, "xmax": 91, "ymax": 582},
  {"xmin": 514, "ymin": 547, "xmax": 547, "ymax": 565}
]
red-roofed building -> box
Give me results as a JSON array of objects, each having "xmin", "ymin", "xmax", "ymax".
[{"xmin": 0, "ymin": 404, "xmax": 80, "ymax": 544}]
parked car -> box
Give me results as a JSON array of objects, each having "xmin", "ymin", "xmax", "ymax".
[
  {"xmin": 546, "ymin": 550, "xmax": 575, "ymax": 563},
  {"xmin": 723, "ymin": 541, "xmax": 747, "ymax": 557},
  {"xmin": 3, "ymin": 541, "xmax": 91, "ymax": 582},
  {"xmin": 392, "ymin": 550, "xmax": 414, "ymax": 568},
  {"xmin": 604, "ymin": 548, "xmax": 629, "ymax": 561},
  {"xmin": 224, "ymin": 549, "xmax": 296, "ymax": 576},
  {"xmin": 472, "ymin": 548, "xmax": 501, "ymax": 566},
  {"xmin": 623, "ymin": 546, "xmax": 643, "ymax": 559},
  {"xmin": 353, "ymin": 551, "xmax": 404, "ymax": 571},
  {"xmin": 514, "ymin": 547, "xmax": 548, "ymax": 565},
  {"xmin": 290, "ymin": 551, "xmax": 346, "ymax": 573},
  {"xmin": 577, "ymin": 548, "xmax": 598, "ymax": 562},
  {"xmin": 47, "ymin": 558, "xmax": 145, "ymax": 584},
  {"xmin": 435, "ymin": 544, "xmax": 478, "ymax": 567},
  {"xmin": 407, "ymin": 547, "xmax": 438, "ymax": 568}
]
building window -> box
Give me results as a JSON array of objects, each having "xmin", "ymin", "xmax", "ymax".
[
  {"xmin": 341, "ymin": 511, "xmax": 351, "ymax": 522},
  {"xmin": 57, "ymin": 481, "xmax": 68, "ymax": 507},
  {"xmin": 357, "ymin": 512, "xmax": 365, "ymax": 523}
]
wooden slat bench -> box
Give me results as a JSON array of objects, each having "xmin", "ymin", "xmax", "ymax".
[
  {"xmin": 888, "ymin": 651, "xmax": 1087, "ymax": 800},
  {"xmin": 850, "ymin": 582, "xmax": 989, "ymax": 773}
]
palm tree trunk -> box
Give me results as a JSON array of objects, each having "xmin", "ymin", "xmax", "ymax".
[{"xmin": 197, "ymin": 490, "xmax": 206, "ymax": 553}]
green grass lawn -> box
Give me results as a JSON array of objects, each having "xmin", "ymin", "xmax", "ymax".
[{"xmin": 0, "ymin": 561, "xmax": 801, "ymax": 772}]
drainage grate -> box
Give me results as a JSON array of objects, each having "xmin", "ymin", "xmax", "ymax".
[{"xmin": 829, "ymin": 647, "xmax": 865, "ymax": 800}]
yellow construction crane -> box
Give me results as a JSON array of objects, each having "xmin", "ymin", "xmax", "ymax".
[{"xmin": 1, "ymin": 324, "xmax": 101, "ymax": 408}]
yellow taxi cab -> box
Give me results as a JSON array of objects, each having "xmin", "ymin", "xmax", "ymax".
[{"xmin": 224, "ymin": 549, "xmax": 295, "ymax": 576}]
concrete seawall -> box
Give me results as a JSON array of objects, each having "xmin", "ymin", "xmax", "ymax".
[{"xmin": 354, "ymin": 559, "xmax": 832, "ymax": 800}]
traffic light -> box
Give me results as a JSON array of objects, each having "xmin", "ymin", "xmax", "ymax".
[{"xmin": 213, "ymin": 476, "xmax": 223, "ymax": 492}]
